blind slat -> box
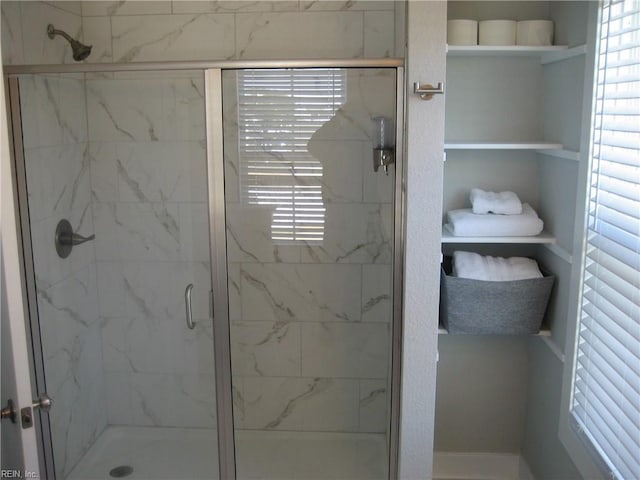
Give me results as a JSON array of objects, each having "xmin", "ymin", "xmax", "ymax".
[{"xmin": 571, "ymin": 2, "xmax": 640, "ymax": 478}]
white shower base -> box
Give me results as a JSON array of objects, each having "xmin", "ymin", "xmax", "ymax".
[{"xmin": 66, "ymin": 426, "xmax": 387, "ymax": 480}]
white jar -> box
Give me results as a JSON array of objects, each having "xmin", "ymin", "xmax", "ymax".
[
  {"xmin": 448, "ymin": 19, "xmax": 478, "ymax": 46},
  {"xmin": 478, "ymin": 20, "xmax": 517, "ymax": 46},
  {"xmin": 517, "ymin": 20, "xmax": 554, "ymax": 46}
]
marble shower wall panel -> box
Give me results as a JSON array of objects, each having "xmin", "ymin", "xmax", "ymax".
[
  {"xmin": 19, "ymin": 74, "xmax": 107, "ymax": 479},
  {"xmin": 86, "ymin": 73, "xmax": 216, "ymax": 428},
  {"xmin": 77, "ymin": 0, "xmax": 397, "ymax": 63},
  {"xmin": 224, "ymin": 68, "xmax": 396, "ymax": 434},
  {"xmin": 1, "ymin": 2, "xmax": 83, "ymax": 65}
]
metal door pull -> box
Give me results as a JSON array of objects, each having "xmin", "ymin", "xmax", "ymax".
[
  {"xmin": 413, "ymin": 82, "xmax": 445, "ymax": 100},
  {"xmin": 185, "ymin": 283, "xmax": 196, "ymax": 330}
]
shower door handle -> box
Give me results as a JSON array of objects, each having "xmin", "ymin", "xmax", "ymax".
[{"xmin": 185, "ymin": 284, "xmax": 196, "ymax": 330}]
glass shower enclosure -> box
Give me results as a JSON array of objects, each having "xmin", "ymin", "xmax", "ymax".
[{"xmin": 6, "ymin": 61, "xmax": 402, "ymax": 480}]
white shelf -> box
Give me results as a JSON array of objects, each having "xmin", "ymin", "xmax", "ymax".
[
  {"xmin": 447, "ymin": 45, "xmax": 569, "ymax": 57},
  {"xmin": 540, "ymin": 44, "xmax": 588, "ymax": 65},
  {"xmin": 441, "ymin": 227, "xmax": 556, "ymax": 244},
  {"xmin": 536, "ymin": 148, "xmax": 581, "ymax": 162},
  {"xmin": 445, "ymin": 141, "xmax": 563, "ymax": 150}
]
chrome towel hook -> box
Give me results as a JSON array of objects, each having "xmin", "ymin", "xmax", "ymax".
[
  {"xmin": 413, "ymin": 82, "xmax": 445, "ymax": 100},
  {"xmin": 55, "ymin": 219, "xmax": 95, "ymax": 258}
]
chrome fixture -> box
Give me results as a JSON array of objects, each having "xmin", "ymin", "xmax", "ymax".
[
  {"xmin": 47, "ymin": 24, "xmax": 92, "ymax": 62},
  {"xmin": 372, "ymin": 116, "xmax": 395, "ymax": 174},
  {"xmin": 185, "ymin": 283, "xmax": 196, "ymax": 330},
  {"xmin": 413, "ymin": 81, "xmax": 445, "ymax": 100},
  {"xmin": 1, "ymin": 399, "xmax": 16, "ymax": 424},
  {"xmin": 55, "ymin": 219, "xmax": 95, "ymax": 259}
]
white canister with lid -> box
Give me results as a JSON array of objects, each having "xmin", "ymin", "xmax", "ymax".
[
  {"xmin": 517, "ymin": 20, "xmax": 554, "ymax": 46},
  {"xmin": 448, "ymin": 19, "xmax": 478, "ymax": 46},
  {"xmin": 479, "ymin": 20, "xmax": 517, "ymax": 46}
]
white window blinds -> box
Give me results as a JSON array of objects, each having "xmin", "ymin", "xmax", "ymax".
[
  {"xmin": 571, "ymin": 1, "xmax": 640, "ymax": 478},
  {"xmin": 236, "ymin": 68, "xmax": 346, "ymax": 243}
]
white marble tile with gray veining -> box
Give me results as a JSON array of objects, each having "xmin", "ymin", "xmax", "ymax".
[
  {"xmin": 304, "ymin": 140, "xmax": 365, "ymax": 204},
  {"xmin": 1, "ymin": 1, "xmax": 24, "ymax": 65},
  {"xmin": 111, "ymin": 13, "xmax": 234, "ymax": 62},
  {"xmin": 235, "ymin": 12, "xmax": 364, "ymax": 59},
  {"xmin": 89, "ymin": 141, "xmax": 207, "ymax": 203},
  {"xmin": 178, "ymin": 202, "xmax": 211, "ymax": 262},
  {"xmin": 20, "ymin": 2, "xmax": 83, "ymax": 65},
  {"xmin": 82, "ymin": 16, "xmax": 114, "ymax": 63},
  {"xmin": 129, "ymin": 373, "xmax": 216, "ymax": 428},
  {"xmin": 20, "ymin": 75, "xmax": 88, "ymax": 148},
  {"xmin": 309, "ymin": 68, "xmax": 397, "ymax": 143},
  {"xmin": 240, "ymin": 263, "xmax": 362, "ymax": 323},
  {"xmin": 117, "ymin": 260, "xmax": 211, "ymax": 320},
  {"xmin": 172, "ymin": 1, "xmax": 299, "ymax": 14},
  {"xmin": 93, "ymin": 202, "xmax": 182, "ymax": 261},
  {"xmin": 184, "ymin": 323, "xmax": 216, "ymax": 374},
  {"xmin": 231, "ymin": 321, "xmax": 301, "ymax": 377},
  {"xmin": 301, "ymin": 1, "xmax": 395, "ymax": 11},
  {"xmin": 359, "ymin": 379, "xmax": 387, "ymax": 433},
  {"xmin": 228, "ymin": 263, "xmax": 242, "ymax": 321},
  {"xmin": 243, "ymin": 377, "xmax": 359, "ymax": 431},
  {"xmin": 104, "ymin": 371, "xmax": 133, "ymax": 425},
  {"xmin": 86, "ymin": 77, "xmax": 205, "ymax": 142},
  {"xmin": 301, "ymin": 204, "xmax": 392, "ymax": 264},
  {"xmin": 300, "ymin": 322, "xmax": 389, "ymax": 379},
  {"xmin": 364, "ymin": 11, "xmax": 394, "ymax": 58},
  {"xmin": 37, "ymin": 264, "xmax": 101, "ymax": 356},
  {"xmin": 226, "ymin": 204, "xmax": 302, "ymax": 264},
  {"xmin": 47, "ymin": 322, "xmax": 107, "ymax": 478},
  {"xmin": 361, "ymin": 264, "xmax": 392, "ymax": 323},
  {"xmin": 24, "ymin": 143, "xmax": 91, "ymax": 222},
  {"xmin": 82, "ymin": 1, "xmax": 172, "ymax": 17}
]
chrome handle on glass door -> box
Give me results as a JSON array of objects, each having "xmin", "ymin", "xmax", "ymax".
[{"xmin": 185, "ymin": 283, "xmax": 196, "ymax": 330}]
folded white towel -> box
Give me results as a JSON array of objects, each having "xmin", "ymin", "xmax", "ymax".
[
  {"xmin": 470, "ymin": 188, "xmax": 523, "ymax": 215},
  {"xmin": 446, "ymin": 203, "xmax": 544, "ymax": 237},
  {"xmin": 452, "ymin": 251, "xmax": 543, "ymax": 281}
]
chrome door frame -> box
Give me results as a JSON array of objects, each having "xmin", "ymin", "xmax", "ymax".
[
  {"xmin": 5, "ymin": 76, "xmax": 56, "ymax": 478},
  {"xmin": 207, "ymin": 64, "xmax": 406, "ymax": 480}
]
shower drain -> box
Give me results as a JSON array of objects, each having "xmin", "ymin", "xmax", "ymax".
[{"xmin": 109, "ymin": 465, "xmax": 134, "ymax": 478}]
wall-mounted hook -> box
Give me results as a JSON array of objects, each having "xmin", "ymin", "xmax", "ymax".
[
  {"xmin": 413, "ymin": 82, "xmax": 445, "ymax": 100},
  {"xmin": 55, "ymin": 219, "xmax": 95, "ymax": 259}
]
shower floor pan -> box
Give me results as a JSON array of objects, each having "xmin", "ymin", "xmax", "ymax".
[{"xmin": 66, "ymin": 426, "xmax": 387, "ymax": 480}]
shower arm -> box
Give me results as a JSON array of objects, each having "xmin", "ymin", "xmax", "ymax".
[{"xmin": 47, "ymin": 25, "xmax": 73, "ymax": 43}]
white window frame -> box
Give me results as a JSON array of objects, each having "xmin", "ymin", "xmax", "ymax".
[{"xmin": 560, "ymin": 1, "xmax": 640, "ymax": 478}]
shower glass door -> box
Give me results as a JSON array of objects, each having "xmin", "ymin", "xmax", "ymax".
[
  {"xmin": 220, "ymin": 67, "xmax": 398, "ymax": 479},
  {"xmin": 13, "ymin": 70, "xmax": 219, "ymax": 479}
]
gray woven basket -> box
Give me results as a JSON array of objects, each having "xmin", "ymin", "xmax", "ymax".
[{"xmin": 440, "ymin": 257, "xmax": 554, "ymax": 334}]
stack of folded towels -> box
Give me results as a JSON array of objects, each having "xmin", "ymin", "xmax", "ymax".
[
  {"xmin": 446, "ymin": 188, "xmax": 544, "ymax": 236},
  {"xmin": 452, "ymin": 250, "xmax": 543, "ymax": 281}
]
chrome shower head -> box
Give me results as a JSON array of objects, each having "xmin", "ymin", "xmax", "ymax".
[{"xmin": 47, "ymin": 24, "xmax": 92, "ymax": 62}]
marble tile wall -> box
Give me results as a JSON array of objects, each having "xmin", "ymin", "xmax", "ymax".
[
  {"xmin": 80, "ymin": 1, "xmax": 398, "ymax": 63},
  {"xmin": 1, "ymin": 2, "xmax": 84, "ymax": 65},
  {"xmin": 19, "ymin": 73, "xmax": 107, "ymax": 479},
  {"xmin": 224, "ymin": 68, "xmax": 396, "ymax": 434}
]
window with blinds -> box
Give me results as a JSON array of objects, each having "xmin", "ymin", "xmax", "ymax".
[
  {"xmin": 571, "ymin": 1, "xmax": 640, "ymax": 478},
  {"xmin": 236, "ymin": 68, "xmax": 347, "ymax": 243}
]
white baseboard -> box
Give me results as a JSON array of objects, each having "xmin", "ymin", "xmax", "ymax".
[{"xmin": 433, "ymin": 452, "xmax": 536, "ymax": 480}]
